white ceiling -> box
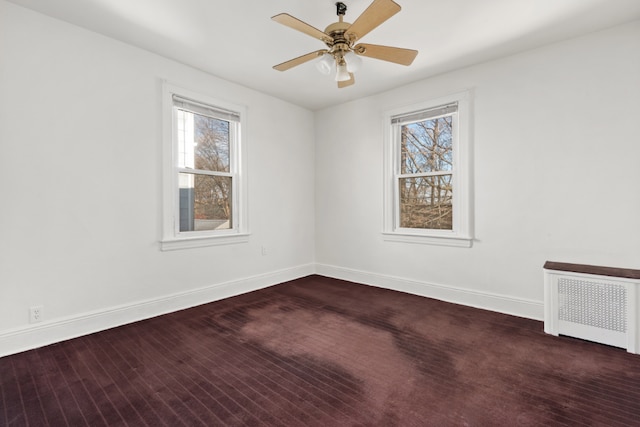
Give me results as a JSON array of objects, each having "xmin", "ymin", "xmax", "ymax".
[{"xmin": 7, "ymin": 0, "xmax": 640, "ymax": 110}]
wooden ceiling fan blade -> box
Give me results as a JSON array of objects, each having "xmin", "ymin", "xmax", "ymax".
[
  {"xmin": 273, "ymin": 50, "xmax": 328, "ymax": 71},
  {"xmin": 355, "ymin": 43, "xmax": 418, "ymax": 65},
  {"xmin": 345, "ymin": 0, "xmax": 401, "ymax": 42},
  {"xmin": 271, "ymin": 13, "xmax": 333, "ymax": 43},
  {"xmin": 338, "ymin": 73, "xmax": 355, "ymax": 88}
]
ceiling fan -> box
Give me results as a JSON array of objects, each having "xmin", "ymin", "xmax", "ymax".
[{"xmin": 271, "ymin": 0, "xmax": 418, "ymax": 88}]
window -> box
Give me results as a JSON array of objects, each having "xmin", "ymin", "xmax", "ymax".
[
  {"xmin": 383, "ymin": 91, "xmax": 472, "ymax": 247},
  {"xmin": 161, "ymin": 83, "xmax": 248, "ymax": 250}
]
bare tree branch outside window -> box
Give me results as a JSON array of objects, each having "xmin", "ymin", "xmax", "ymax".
[
  {"xmin": 193, "ymin": 115, "xmax": 231, "ymax": 226},
  {"xmin": 399, "ymin": 116, "xmax": 453, "ymax": 229}
]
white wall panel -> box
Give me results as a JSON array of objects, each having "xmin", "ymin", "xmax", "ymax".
[
  {"xmin": 0, "ymin": 1, "xmax": 315, "ymax": 352},
  {"xmin": 315, "ymin": 20, "xmax": 640, "ymax": 315}
]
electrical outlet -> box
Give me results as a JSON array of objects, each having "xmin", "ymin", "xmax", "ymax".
[
  {"xmin": 29, "ymin": 305, "xmax": 43, "ymax": 323},
  {"xmin": 261, "ymin": 246, "xmax": 268, "ymax": 256}
]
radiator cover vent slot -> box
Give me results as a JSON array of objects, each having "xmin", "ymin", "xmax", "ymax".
[
  {"xmin": 544, "ymin": 262, "xmax": 639, "ymax": 354},
  {"xmin": 558, "ymin": 278, "xmax": 627, "ymax": 332}
]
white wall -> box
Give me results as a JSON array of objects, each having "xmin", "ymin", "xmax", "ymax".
[
  {"xmin": 315, "ymin": 20, "xmax": 640, "ymax": 319},
  {"xmin": 0, "ymin": 1, "xmax": 315, "ymax": 355},
  {"xmin": 2, "ymin": 0, "xmax": 639, "ymax": 356}
]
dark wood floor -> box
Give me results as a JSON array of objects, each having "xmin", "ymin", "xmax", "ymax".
[{"xmin": 2, "ymin": 275, "xmax": 640, "ymax": 426}]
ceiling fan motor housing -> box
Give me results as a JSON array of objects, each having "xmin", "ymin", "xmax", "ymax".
[{"xmin": 324, "ymin": 21, "xmax": 352, "ymax": 53}]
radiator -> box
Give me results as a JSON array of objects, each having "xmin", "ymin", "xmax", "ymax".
[{"xmin": 544, "ymin": 262, "xmax": 639, "ymax": 354}]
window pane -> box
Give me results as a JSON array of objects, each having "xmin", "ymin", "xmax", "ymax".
[
  {"xmin": 179, "ymin": 173, "xmax": 232, "ymax": 232},
  {"xmin": 400, "ymin": 116, "xmax": 453, "ymax": 174},
  {"xmin": 399, "ymin": 175, "xmax": 452, "ymax": 230},
  {"xmin": 177, "ymin": 110, "xmax": 230, "ymax": 172}
]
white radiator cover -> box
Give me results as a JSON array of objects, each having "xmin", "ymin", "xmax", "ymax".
[{"xmin": 544, "ymin": 267, "xmax": 639, "ymax": 354}]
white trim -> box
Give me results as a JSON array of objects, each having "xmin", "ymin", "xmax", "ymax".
[
  {"xmin": 316, "ymin": 263, "xmax": 543, "ymax": 320},
  {"xmin": 160, "ymin": 233, "xmax": 250, "ymax": 251},
  {"xmin": 382, "ymin": 232, "xmax": 472, "ymax": 247},
  {"xmin": 1, "ymin": 264, "xmax": 546, "ymax": 357},
  {"xmin": 382, "ymin": 90, "xmax": 473, "ymax": 247},
  {"xmin": 0, "ymin": 264, "xmax": 314, "ymax": 357},
  {"xmin": 161, "ymin": 81, "xmax": 249, "ymax": 250}
]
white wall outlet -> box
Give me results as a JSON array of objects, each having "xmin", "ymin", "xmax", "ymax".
[
  {"xmin": 261, "ymin": 246, "xmax": 268, "ymax": 256},
  {"xmin": 29, "ymin": 305, "xmax": 43, "ymax": 323}
]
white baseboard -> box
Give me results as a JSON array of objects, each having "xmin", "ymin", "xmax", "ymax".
[
  {"xmin": 0, "ymin": 262, "xmax": 544, "ymax": 358},
  {"xmin": 315, "ymin": 263, "xmax": 544, "ymax": 321},
  {"xmin": 0, "ymin": 264, "xmax": 314, "ymax": 357}
]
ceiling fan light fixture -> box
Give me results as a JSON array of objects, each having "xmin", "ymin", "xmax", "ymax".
[
  {"xmin": 344, "ymin": 51, "xmax": 362, "ymax": 73},
  {"xmin": 335, "ymin": 60, "xmax": 350, "ymax": 82},
  {"xmin": 316, "ymin": 54, "xmax": 334, "ymax": 75}
]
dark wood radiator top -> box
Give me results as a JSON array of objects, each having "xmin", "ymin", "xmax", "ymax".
[{"xmin": 544, "ymin": 261, "xmax": 640, "ymax": 280}]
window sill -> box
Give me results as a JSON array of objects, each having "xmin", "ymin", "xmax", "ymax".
[
  {"xmin": 382, "ymin": 232, "xmax": 473, "ymax": 248},
  {"xmin": 161, "ymin": 233, "xmax": 250, "ymax": 251}
]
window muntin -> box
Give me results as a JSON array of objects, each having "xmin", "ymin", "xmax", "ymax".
[
  {"xmin": 162, "ymin": 83, "xmax": 248, "ymax": 250},
  {"xmin": 383, "ymin": 91, "xmax": 472, "ymax": 247}
]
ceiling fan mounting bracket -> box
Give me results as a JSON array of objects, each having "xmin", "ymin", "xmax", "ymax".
[{"xmin": 336, "ymin": 2, "xmax": 348, "ymax": 16}]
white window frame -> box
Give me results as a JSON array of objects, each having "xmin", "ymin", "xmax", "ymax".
[
  {"xmin": 383, "ymin": 91, "xmax": 473, "ymax": 247},
  {"xmin": 161, "ymin": 82, "xmax": 249, "ymax": 251}
]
